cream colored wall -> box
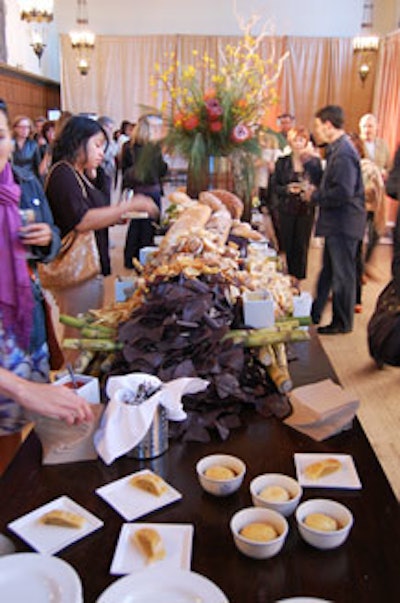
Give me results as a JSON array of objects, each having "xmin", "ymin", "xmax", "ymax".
[{"xmin": 4, "ymin": 0, "xmax": 399, "ymax": 82}]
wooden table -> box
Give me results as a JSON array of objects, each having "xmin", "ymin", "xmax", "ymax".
[{"xmin": 1, "ymin": 334, "xmax": 399, "ymax": 602}]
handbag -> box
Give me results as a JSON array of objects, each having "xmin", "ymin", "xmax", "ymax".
[
  {"xmin": 367, "ymin": 279, "xmax": 400, "ymax": 367},
  {"xmin": 38, "ymin": 161, "xmax": 101, "ymax": 290},
  {"xmin": 38, "ymin": 229, "xmax": 100, "ymax": 290}
]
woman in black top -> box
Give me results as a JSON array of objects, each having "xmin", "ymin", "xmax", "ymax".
[
  {"xmin": 122, "ymin": 115, "xmax": 167, "ymax": 267},
  {"xmin": 273, "ymin": 126, "xmax": 322, "ymax": 284}
]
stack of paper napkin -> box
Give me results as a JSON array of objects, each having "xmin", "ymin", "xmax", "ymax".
[{"xmin": 284, "ymin": 379, "xmax": 360, "ymax": 441}]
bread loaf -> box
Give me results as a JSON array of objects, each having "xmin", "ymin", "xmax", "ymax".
[
  {"xmin": 209, "ymin": 189, "xmax": 244, "ymax": 219},
  {"xmin": 159, "ymin": 203, "xmax": 212, "ymax": 251}
]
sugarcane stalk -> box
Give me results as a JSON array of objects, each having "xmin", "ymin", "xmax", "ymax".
[
  {"xmin": 81, "ymin": 326, "xmax": 117, "ymax": 339},
  {"xmin": 63, "ymin": 338, "xmax": 123, "ymax": 352},
  {"xmin": 59, "ymin": 314, "xmax": 90, "ymax": 329},
  {"xmin": 275, "ymin": 316, "xmax": 312, "ymax": 327},
  {"xmin": 225, "ymin": 327, "xmax": 309, "ymax": 347}
]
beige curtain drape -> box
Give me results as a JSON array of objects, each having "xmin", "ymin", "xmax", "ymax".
[
  {"xmin": 60, "ymin": 33, "xmax": 372, "ymax": 132},
  {"xmin": 374, "ymin": 30, "xmax": 400, "ymax": 157}
]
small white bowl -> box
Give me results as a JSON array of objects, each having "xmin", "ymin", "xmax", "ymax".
[
  {"xmin": 295, "ymin": 498, "xmax": 354, "ymax": 550},
  {"xmin": 250, "ymin": 473, "xmax": 302, "ymax": 517},
  {"xmin": 196, "ymin": 454, "xmax": 246, "ymax": 497},
  {"xmin": 230, "ymin": 507, "xmax": 288, "ymax": 559}
]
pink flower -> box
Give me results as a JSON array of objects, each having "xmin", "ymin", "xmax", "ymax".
[
  {"xmin": 231, "ymin": 124, "xmax": 251, "ymax": 143},
  {"xmin": 205, "ymin": 98, "xmax": 223, "ymax": 121}
]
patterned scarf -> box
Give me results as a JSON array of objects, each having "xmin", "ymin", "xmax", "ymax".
[{"xmin": 0, "ymin": 162, "xmax": 34, "ymax": 350}]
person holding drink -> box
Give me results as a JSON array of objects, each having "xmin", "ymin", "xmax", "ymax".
[{"xmin": 272, "ymin": 127, "xmax": 323, "ymax": 286}]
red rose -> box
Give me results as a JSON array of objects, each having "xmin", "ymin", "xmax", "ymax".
[
  {"xmin": 209, "ymin": 120, "xmax": 223, "ymax": 133},
  {"xmin": 231, "ymin": 124, "xmax": 251, "ymax": 143}
]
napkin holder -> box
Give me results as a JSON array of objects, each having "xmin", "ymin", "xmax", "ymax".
[
  {"xmin": 242, "ymin": 290, "xmax": 274, "ymax": 328},
  {"xmin": 284, "ymin": 378, "xmax": 360, "ymax": 441}
]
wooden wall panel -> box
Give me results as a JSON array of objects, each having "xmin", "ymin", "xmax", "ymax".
[{"xmin": 0, "ymin": 64, "xmax": 60, "ymax": 123}]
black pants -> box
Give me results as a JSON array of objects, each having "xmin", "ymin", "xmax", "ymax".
[
  {"xmin": 279, "ymin": 210, "xmax": 315, "ymax": 280},
  {"xmin": 311, "ymin": 235, "xmax": 359, "ymax": 331}
]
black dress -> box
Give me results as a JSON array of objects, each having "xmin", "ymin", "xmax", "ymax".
[{"xmin": 274, "ymin": 154, "xmax": 322, "ymax": 280}]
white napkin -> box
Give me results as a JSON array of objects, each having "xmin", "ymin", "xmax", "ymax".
[
  {"xmin": 94, "ymin": 373, "xmax": 209, "ymax": 465},
  {"xmin": 284, "ymin": 378, "xmax": 360, "ymax": 441}
]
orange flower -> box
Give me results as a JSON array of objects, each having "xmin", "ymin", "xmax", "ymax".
[
  {"xmin": 182, "ymin": 114, "xmax": 200, "ymax": 131},
  {"xmin": 203, "ymin": 88, "xmax": 217, "ymax": 101},
  {"xmin": 236, "ymin": 98, "xmax": 248, "ymax": 109},
  {"xmin": 209, "ymin": 120, "xmax": 223, "ymax": 133}
]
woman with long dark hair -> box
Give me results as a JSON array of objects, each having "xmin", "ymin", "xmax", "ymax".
[{"xmin": 45, "ymin": 115, "xmax": 159, "ymax": 329}]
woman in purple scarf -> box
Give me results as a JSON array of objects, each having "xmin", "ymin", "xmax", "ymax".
[{"xmin": 0, "ymin": 100, "xmax": 93, "ymax": 433}]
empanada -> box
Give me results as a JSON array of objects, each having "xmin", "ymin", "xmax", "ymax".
[
  {"xmin": 133, "ymin": 527, "xmax": 166, "ymax": 563},
  {"xmin": 130, "ymin": 473, "xmax": 168, "ymax": 496},
  {"xmin": 304, "ymin": 458, "xmax": 342, "ymax": 480},
  {"xmin": 41, "ymin": 509, "xmax": 85, "ymax": 529}
]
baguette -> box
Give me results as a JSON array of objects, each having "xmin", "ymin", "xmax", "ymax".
[{"xmin": 159, "ymin": 203, "xmax": 212, "ymax": 251}]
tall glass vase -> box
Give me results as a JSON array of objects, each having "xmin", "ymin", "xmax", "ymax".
[
  {"xmin": 186, "ymin": 155, "xmax": 233, "ymax": 199},
  {"xmin": 231, "ymin": 150, "xmax": 255, "ymax": 223}
]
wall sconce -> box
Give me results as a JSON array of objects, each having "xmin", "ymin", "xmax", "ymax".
[
  {"xmin": 69, "ymin": 0, "xmax": 95, "ymax": 76},
  {"xmin": 352, "ymin": 35, "xmax": 379, "ymax": 85},
  {"xmin": 19, "ymin": 1, "xmax": 54, "ymax": 65}
]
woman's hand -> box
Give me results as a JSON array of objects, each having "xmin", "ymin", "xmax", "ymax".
[
  {"xmin": 19, "ymin": 222, "xmax": 52, "ymax": 247},
  {"xmin": 0, "ymin": 368, "xmax": 94, "ymax": 425},
  {"xmin": 124, "ymin": 194, "xmax": 160, "ymax": 220},
  {"xmin": 18, "ymin": 381, "xmax": 94, "ymax": 425}
]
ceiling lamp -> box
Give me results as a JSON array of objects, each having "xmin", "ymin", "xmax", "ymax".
[
  {"xmin": 19, "ymin": 1, "xmax": 54, "ymax": 64},
  {"xmin": 69, "ymin": 0, "xmax": 95, "ymax": 76}
]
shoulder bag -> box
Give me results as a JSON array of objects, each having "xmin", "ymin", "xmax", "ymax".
[
  {"xmin": 367, "ymin": 279, "xmax": 400, "ymax": 367},
  {"xmin": 38, "ymin": 162, "xmax": 101, "ymax": 290}
]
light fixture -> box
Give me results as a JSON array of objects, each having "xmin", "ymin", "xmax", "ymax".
[
  {"xmin": 19, "ymin": 1, "xmax": 54, "ymax": 64},
  {"xmin": 352, "ymin": 2, "xmax": 379, "ymax": 85},
  {"xmin": 69, "ymin": 0, "xmax": 95, "ymax": 76}
]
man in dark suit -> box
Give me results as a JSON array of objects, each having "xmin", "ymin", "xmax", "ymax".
[{"xmin": 309, "ymin": 105, "xmax": 366, "ymax": 334}]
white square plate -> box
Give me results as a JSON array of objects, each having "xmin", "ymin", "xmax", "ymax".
[
  {"xmin": 7, "ymin": 495, "xmax": 104, "ymax": 555},
  {"xmin": 110, "ymin": 523, "xmax": 194, "ymax": 575},
  {"xmin": 96, "ymin": 469, "xmax": 182, "ymax": 521},
  {"xmin": 294, "ymin": 453, "xmax": 362, "ymax": 489}
]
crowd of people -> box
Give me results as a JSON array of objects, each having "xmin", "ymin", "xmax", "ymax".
[{"xmin": 1, "ymin": 97, "xmax": 399, "ymax": 436}]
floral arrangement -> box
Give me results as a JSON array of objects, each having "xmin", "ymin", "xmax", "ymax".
[{"xmin": 151, "ymin": 14, "xmax": 288, "ymax": 197}]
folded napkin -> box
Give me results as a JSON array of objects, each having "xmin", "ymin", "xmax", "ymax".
[
  {"xmin": 94, "ymin": 373, "xmax": 209, "ymax": 465},
  {"xmin": 284, "ymin": 378, "xmax": 360, "ymax": 441},
  {"xmin": 35, "ymin": 404, "xmax": 104, "ymax": 465}
]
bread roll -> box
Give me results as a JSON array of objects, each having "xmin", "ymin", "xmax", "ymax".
[
  {"xmin": 304, "ymin": 458, "xmax": 342, "ymax": 480},
  {"xmin": 133, "ymin": 527, "xmax": 166, "ymax": 562},
  {"xmin": 259, "ymin": 485, "xmax": 290, "ymax": 503},
  {"xmin": 41, "ymin": 509, "xmax": 85, "ymax": 529},
  {"xmin": 240, "ymin": 522, "xmax": 278, "ymax": 542},
  {"xmin": 204, "ymin": 465, "xmax": 236, "ymax": 480},
  {"xmin": 130, "ymin": 473, "xmax": 168, "ymax": 496},
  {"xmin": 209, "ymin": 189, "xmax": 244, "ymax": 219},
  {"xmin": 304, "ymin": 513, "xmax": 338, "ymax": 531}
]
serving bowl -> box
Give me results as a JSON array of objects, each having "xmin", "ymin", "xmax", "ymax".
[
  {"xmin": 250, "ymin": 473, "xmax": 302, "ymax": 517},
  {"xmin": 230, "ymin": 507, "xmax": 288, "ymax": 559},
  {"xmin": 295, "ymin": 498, "xmax": 353, "ymax": 550},
  {"xmin": 196, "ymin": 454, "xmax": 246, "ymax": 497}
]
